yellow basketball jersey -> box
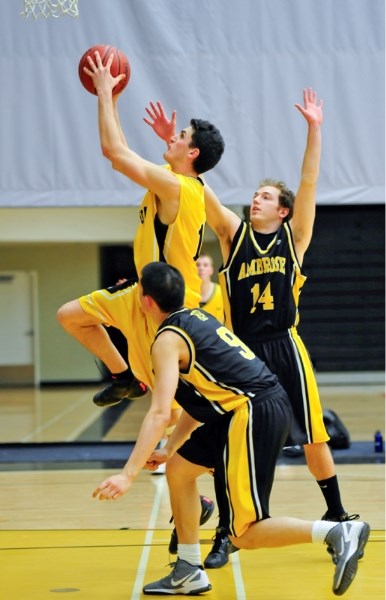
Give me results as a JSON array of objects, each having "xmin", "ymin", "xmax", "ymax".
[
  {"xmin": 134, "ymin": 167, "xmax": 205, "ymax": 308},
  {"xmin": 200, "ymin": 283, "xmax": 224, "ymax": 323}
]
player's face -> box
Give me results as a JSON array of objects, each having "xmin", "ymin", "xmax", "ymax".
[
  {"xmin": 164, "ymin": 126, "xmax": 195, "ymax": 163},
  {"xmin": 249, "ymin": 186, "xmax": 286, "ymax": 226},
  {"xmin": 196, "ymin": 256, "xmax": 213, "ymax": 281}
]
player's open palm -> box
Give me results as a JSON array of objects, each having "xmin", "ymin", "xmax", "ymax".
[
  {"xmin": 92, "ymin": 472, "xmax": 132, "ymax": 500},
  {"xmin": 294, "ymin": 87, "xmax": 323, "ymax": 126},
  {"xmin": 143, "ymin": 101, "xmax": 176, "ymax": 142}
]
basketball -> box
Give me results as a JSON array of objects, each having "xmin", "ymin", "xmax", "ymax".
[{"xmin": 78, "ymin": 44, "xmax": 130, "ymax": 96}]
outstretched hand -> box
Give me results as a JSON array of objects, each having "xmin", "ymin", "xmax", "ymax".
[
  {"xmin": 92, "ymin": 472, "xmax": 132, "ymax": 501},
  {"xmin": 295, "ymin": 87, "xmax": 323, "ymax": 126},
  {"xmin": 143, "ymin": 101, "xmax": 177, "ymax": 142}
]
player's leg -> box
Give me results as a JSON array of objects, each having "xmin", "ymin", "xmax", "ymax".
[
  {"xmin": 265, "ymin": 329, "xmax": 359, "ymax": 525},
  {"xmin": 166, "ymin": 418, "xmax": 216, "ymax": 550},
  {"xmin": 229, "ymin": 517, "xmax": 369, "ymax": 596},
  {"xmin": 143, "ymin": 450, "xmax": 212, "ymax": 595},
  {"xmin": 57, "ymin": 299, "xmax": 128, "ymax": 374},
  {"xmin": 167, "ymin": 453, "xmax": 207, "ymax": 545},
  {"xmin": 226, "ymin": 393, "xmax": 369, "ymax": 597},
  {"xmin": 57, "ymin": 283, "xmax": 148, "ymax": 406}
]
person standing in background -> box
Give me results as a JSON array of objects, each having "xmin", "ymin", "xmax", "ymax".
[{"xmin": 196, "ymin": 254, "xmax": 224, "ymax": 323}]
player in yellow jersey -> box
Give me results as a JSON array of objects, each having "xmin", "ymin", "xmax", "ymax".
[
  {"xmin": 56, "ymin": 52, "xmax": 224, "ymax": 412},
  {"xmin": 91, "ymin": 262, "xmax": 370, "ymax": 598},
  {"xmin": 196, "ymin": 254, "xmax": 224, "ymax": 323}
]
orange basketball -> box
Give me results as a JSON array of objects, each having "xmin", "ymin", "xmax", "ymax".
[{"xmin": 78, "ymin": 44, "xmax": 130, "ymax": 95}]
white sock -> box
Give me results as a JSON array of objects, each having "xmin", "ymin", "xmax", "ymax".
[
  {"xmin": 177, "ymin": 543, "xmax": 202, "ymax": 566},
  {"xmin": 311, "ymin": 520, "xmax": 339, "ymax": 543}
]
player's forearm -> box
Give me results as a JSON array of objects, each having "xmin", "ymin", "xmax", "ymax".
[
  {"xmin": 112, "ymin": 97, "xmax": 128, "ymax": 147},
  {"xmin": 121, "ymin": 409, "xmax": 171, "ymax": 480},
  {"xmin": 204, "ymin": 185, "xmax": 239, "ymax": 240},
  {"xmin": 164, "ymin": 411, "xmax": 201, "ymax": 456},
  {"xmin": 98, "ymin": 90, "xmax": 126, "ymax": 158},
  {"xmin": 98, "ymin": 95, "xmax": 149, "ymax": 184},
  {"xmin": 300, "ymin": 123, "xmax": 321, "ymax": 186}
]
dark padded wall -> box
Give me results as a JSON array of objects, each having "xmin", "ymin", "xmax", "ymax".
[{"xmin": 298, "ymin": 205, "xmax": 385, "ymax": 372}]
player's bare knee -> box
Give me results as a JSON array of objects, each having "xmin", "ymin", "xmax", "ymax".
[
  {"xmin": 56, "ymin": 303, "xmax": 70, "ymax": 328},
  {"xmin": 56, "ymin": 300, "xmax": 83, "ymax": 331},
  {"xmin": 165, "ymin": 454, "xmax": 190, "ymax": 486}
]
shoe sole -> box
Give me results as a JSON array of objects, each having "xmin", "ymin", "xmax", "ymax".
[
  {"xmin": 93, "ymin": 385, "xmax": 148, "ymax": 407},
  {"xmin": 93, "ymin": 398, "xmax": 124, "ymax": 407},
  {"xmin": 328, "ymin": 545, "xmax": 364, "ymax": 565},
  {"xmin": 93, "ymin": 392, "xmax": 143, "ymax": 407},
  {"xmin": 334, "ymin": 522, "xmax": 370, "ymax": 596},
  {"xmin": 143, "ymin": 584, "xmax": 212, "ymax": 595}
]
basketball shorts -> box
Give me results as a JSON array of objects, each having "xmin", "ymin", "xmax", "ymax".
[
  {"xmin": 248, "ymin": 327, "xmax": 329, "ymax": 445},
  {"xmin": 177, "ymin": 390, "xmax": 292, "ymax": 538},
  {"xmin": 79, "ymin": 281, "xmax": 180, "ymax": 410}
]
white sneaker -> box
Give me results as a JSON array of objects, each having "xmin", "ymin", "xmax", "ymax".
[
  {"xmin": 325, "ymin": 521, "xmax": 370, "ymax": 595},
  {"xmin": 143, "ymin": 559, "xmax": 211, "ymax": 595}
]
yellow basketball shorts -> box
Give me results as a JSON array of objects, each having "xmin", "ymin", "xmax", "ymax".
[
  {"xmin": 247, "ymin": 328, "xmax": 329, "ymax": 445},
  {"xmin": 78, "ymin": 282, "xmax": 179, "ymax": 410}
]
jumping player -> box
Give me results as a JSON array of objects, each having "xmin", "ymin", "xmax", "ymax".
[{"xmin": 56, "ymin": 54, "xmax": 224, "ymax": 413}]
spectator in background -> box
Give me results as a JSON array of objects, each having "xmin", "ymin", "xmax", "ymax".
[{"xmin": 196, "ymin": 254, "xmax": 224, "ymax": 323}]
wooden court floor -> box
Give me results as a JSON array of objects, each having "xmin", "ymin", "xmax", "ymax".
[
  {"xmin": 0, "ymin": 382, "xmax": 385, "ymax": 598},
  {"xmin": 1, "ymin": 526, "xmax": 384, "ymax": 599}
]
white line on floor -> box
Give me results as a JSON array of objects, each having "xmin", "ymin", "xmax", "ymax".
[
  {"xmin": 231, "ymin": 551, "xmax": 247, "ymax": 600},
  {"xmin": 130, "ymin": 475, "xmax": 167, "ymax": 599}
]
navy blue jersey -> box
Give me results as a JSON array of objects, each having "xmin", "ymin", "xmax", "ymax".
[
  {"xmin": 219, "ymin": 221, "xmax": 306, "ymax": 340},
  {"xmin": 155, "ymin": 307, "xmax": 281, "ymax": 422}
]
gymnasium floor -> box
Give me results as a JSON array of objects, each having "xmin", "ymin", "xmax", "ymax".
[{"xmin": 0, "ymin": 382, "xmax": 384, "ymax": 599}]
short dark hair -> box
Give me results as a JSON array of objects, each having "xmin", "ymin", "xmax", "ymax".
[
  {"xmin": 190, "ymin": 119, "xmax": 225, "ymax": 174},
  {"xmin": 141, "ymin": 262, "xmax": 185, "ymax": 312},
  {"xmin": 259, "ymin": 178, "xmax": 295, "ymax": 222}
]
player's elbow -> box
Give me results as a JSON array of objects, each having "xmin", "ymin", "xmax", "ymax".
[
  {"xmin": 101, "ymin": 141, "xmax": 123, "ymax": 163},
  {"xmin": 101, "ymin": 142, "xmax": 114, "ymax": 161}
]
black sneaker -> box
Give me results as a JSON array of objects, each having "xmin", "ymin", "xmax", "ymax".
[
  {"xmin": 168, "ymin": 496, "xmax": 215, "ymax": 555},
  {"xmin": 325, "ymin": 521, "xmax": 370, "ymax": 595},
  {"xmin": 203, "ymin": 526, "xmax": 239, "ymax": 569},
  {"xmin": 322, "ymin": 511, "xmax": 364, "ymax": 563},
  {"xmin": 143, "ymin": 558, "xmax": 211, "ymax": 595},
  {"xmin": 93, "ymin": 378, "xmax": 149, "ymax": 407}
]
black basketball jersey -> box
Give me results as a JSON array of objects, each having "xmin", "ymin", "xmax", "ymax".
[
  {"xmin": 154, "ymin": 308, "xmax": 281, "ymax": 422},
  {"xmin": 219, "ymin": 221, "xmax": 306, "ymax": 340}
]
